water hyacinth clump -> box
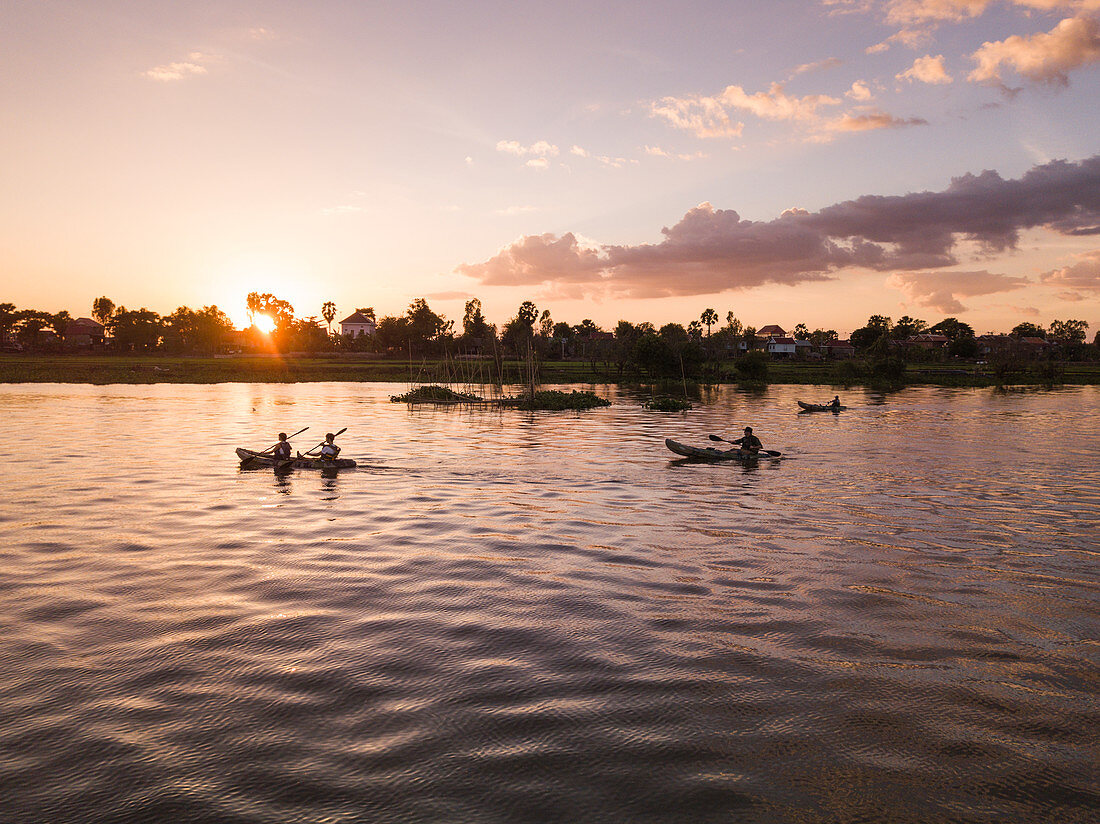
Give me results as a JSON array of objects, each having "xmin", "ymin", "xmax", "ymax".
[
  {"xmin": 643, "ymin": 397, "xmax": 693, "ymax": 412},
  {"xmin": 390, "ymin": 385, "xmax": 484, "ymax": 403},
  {"xmin": 503, "ymin": 389, "xmax": 611, "ymax": 410}
]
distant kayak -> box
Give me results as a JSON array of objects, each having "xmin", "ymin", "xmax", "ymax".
[
  {"xmin": 665, "ymin": 438, "xmax": 781, "ymax": 461},
  {"xmin": 236, "ymin": 447, "xmax": 357, "ymax": 469},
  {"xmin": 798, "ymin": 401, "xmax": 846, "ymax": 412}
]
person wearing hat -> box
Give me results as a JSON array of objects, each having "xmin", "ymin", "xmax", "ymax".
[{"xmin": 730, "ymin": 426, "xmax": 762, "ymax": 455}]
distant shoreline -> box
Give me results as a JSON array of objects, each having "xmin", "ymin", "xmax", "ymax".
[{"xmin": 2, "ymin": 354, "xmax": 1098, "ymax": 387}]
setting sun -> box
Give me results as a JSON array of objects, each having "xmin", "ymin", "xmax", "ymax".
[{"xmin": 252, "ymin": 313, "xmax": 276, "ymax": 334}]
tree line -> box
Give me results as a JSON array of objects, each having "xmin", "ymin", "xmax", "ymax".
[{"xmin": 1, "ymin": 294, "xmax": 1093, "ymax": 374}]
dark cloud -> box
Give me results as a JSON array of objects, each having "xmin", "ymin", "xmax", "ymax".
[{"xmin": 458, "ymin": 155, "xmax": 1100, "ymax": 298}]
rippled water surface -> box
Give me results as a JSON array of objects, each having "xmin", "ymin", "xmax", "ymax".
[{"xmin": 2, "ymin": 382, "xmax": 1097, "ymax": 823}]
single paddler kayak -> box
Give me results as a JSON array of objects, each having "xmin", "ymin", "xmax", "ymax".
[
  {"xmin": 797, "ymin": 401, "xmax": 846, "ymax": 412},
  {"xmin": 236, "ymin": 447, "xmax": 357, "ymax": 469},
  {"xmin": 665, "ymin": 439, "xmax": 781, "ymax": 461}
]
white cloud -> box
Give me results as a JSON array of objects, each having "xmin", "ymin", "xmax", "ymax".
[
  {"xmin": 525, "ymin": 157, "xmax": 550, "ymax": 169},
  {"xmin": 496, "ymin": 140, "xmax": 560, "ymax": 157},
  {"xmin": 897, "ymin": 54, "xmax": 954, "ymax": 83},
  {"xmin": 143, "ymin": 52, "xmax": 213, "ymax": 81}
]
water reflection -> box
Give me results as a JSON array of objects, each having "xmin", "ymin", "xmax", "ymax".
[{"xmin": 0, "ymin": 382, "xmax": 1096, "ymax": 824}]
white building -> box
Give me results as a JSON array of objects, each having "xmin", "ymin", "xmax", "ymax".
[
  {"xmin": 339, "ymin": 310, "xmax": 377, "ymax": 338},
  {"xmin": 766, "ymin": 336, "xmax": 797, "ymax": 357}
]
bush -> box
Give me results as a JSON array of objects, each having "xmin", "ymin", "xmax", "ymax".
[
  {"xmin": 871, "ymin": 355, "xmax": 907, "ymax": 385},
  {"xmin": 831, "ymin": 360, "xmax": 865, "ymax": 385},
  {"xmin": 734, "ymin": 351, "xmax": 769, "ymax": 382}
]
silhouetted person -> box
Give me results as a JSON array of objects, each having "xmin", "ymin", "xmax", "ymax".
[{"xmin": 731, "ymin": 426, "xmax": 762, "ymax": 454}]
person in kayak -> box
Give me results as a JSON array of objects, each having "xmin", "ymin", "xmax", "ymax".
[
  {"xmin": 830, "ymin": 395, "xmax": 841, "ymax": 410},
  {"xmin": 272, "ymin": 433, "xmax": 292, "ymax": 461},
  {"xmin": 730, "ymin": 426, "xmax": 762, "ymax": 454},
  {"xmin": 303, "ymin": 432, "xmax": 342, "ymax": 462}
]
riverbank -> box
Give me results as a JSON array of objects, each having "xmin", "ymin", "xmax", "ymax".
[{"xmin": 2, "ymin": 353, "xmax": 1099, "ymax": 386}]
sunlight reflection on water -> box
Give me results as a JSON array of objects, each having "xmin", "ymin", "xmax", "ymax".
[{"xmin": 1, "ymin": 383, "xmax": 1097, "ymax": 823}]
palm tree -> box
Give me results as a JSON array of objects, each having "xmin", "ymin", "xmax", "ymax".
[
  {"xmin": 322, "ymin": 301, "xmax": 337, "ymax": 335},
  {"xmin": 700, "ymin": 308, "xmax": 718, "ymax": 337}
]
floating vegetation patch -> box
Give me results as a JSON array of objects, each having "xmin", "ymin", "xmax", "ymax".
[
  {"xmin": 643, "ymin": 397, "xmax": 693, "ymax": 412},
  {"xmin": 390, "ymin": 384, "xmax": 484, "ymax": 403},
  {"xmin": 503, "ymin": 390, "xmax": 611, "ymax": 411}
]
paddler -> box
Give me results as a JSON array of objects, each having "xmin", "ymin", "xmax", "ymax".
[
  {"xmin": 730, "ymin": 426, "xmax": 762, "ymax": 455},
  {"xmin": 830, "ymin": 395, "xmax": 841, "ymax": 410},
  {"xmin": 305, "ymin": 432, "xmax": 342, "ymax": 462},
  {"xmin": 272, "ymin": 432, "xmax": 292, "ymax": 461}
]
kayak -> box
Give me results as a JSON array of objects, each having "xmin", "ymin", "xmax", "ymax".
[
  {"xmin": 798, "ymin": 401, "xmax": 846, "ymax": 412},
  {"xmin": 665, "ymin": 438, "xmax": 781, "ymax": 461},
  {"xmin": 236, "ymin": 447, "xmax": 357, "ymax": 469}
]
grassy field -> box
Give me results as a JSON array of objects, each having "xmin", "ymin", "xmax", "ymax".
[{"xmin": 2, "ymin": 353, "xmax": 1098, "ymax": 386}]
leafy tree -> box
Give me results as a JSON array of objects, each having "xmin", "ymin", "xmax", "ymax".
[
  {"xmin": 92, "ymin": 296, "xmax": 115, "ymax": 325},
  {"xmin": 108, "ymin": 307, "xmax": 163, "ymax": 351},
  {"xmin": 164, "ymin": 305, "xmax": 234, "ymax": 353},
  {"xmin": 246, "ymin": 292, "xmax": 295, "ymax": 328},
  {"xmin": 373, "ymin": 315, "xmax": 412, "ymax": 352},
  {"xmin": 539, "ymin": 309, "xmax": 553, "ymax": 339},
  {"xmin": 406, "ymin": 298, "xmax": 450, "ymax": 343},
  {"xmin": 892, "ymin": 315, "xmax": 927, "ymax": 339},
  {"xmin": 48, "ymin": 311, "xmax": 72, "ymax": 341},
  {"xmin": 687, "ymin": 320, "xmax": 703, "ymax": 341},
  {"xmin": 0, "ymin": 303, "xmax": 17, "ymax": 340},
  {"xmin": 501, "ymin": 301, "xmax": 539, "ymax": 355},
  {"xmin": 850, "ymin": 315, "xmax": 892, "ymax": 350},
  {"xmin": 793, "ymin": 323, "xmax": 809, "ymax": 340},
  {"xmin": 1047, "ymin": 319, "xmax": 1088, "ymax": 345},
  {"xmin": 322, "ymin": 301, "xmax": 337, "ymax": 334},
  {"xmin": 724, "ymin": 312, "xmax": 743, "ymax": 337},
  {"xmin": 14, "ymin": 310, "xmax": 53, "ymax": 347},
  {"xmin": 1010, "ymin": 322, "xmax": 1045, "ymax": 339},
  {"xmin": 809, "ymin": 328, "xmax": 838, "ymax": 346},
  {"xmin": 700, "ymin": 308, "xmax": 718, "ymax": 337},
  {"xmin": 355, "ymin": 307, "xmax": 377, "ymax": 322},
  {"xmin": 742, "ymin": 326, "xmax": 757, "ymax": 349},
  {"xmin": 928, "ymin": 317, "xmax": 974, "ymax": 340}
]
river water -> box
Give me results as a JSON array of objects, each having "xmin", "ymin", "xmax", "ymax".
[{"xmin": 1, "ymin": 382, "xmax": 1097, "ymax": 823}]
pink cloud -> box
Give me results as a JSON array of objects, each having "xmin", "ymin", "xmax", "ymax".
[
  {"xmin": 1039, "ymin": 248, "xmax": 1100, "ymax": 290},
  {"xmin": 897, "ymin": 54, "xmax": 954, "ymax": 83},
  {"xmin": 457, "ymin": 155, "xmax": 1100, "ymax": 299},
  {"xmin": 888, "ymin": 270, "xmax": 1031, "ymax": 312},
  {"xmin": 969, "ymin": 13, "xmax": 1100, "ymax": 85}
]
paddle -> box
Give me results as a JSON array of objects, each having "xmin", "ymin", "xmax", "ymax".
[
  {"xmin": 241, "ymin": 426, "xmax": 308, "ymax": 467},
  {"xmin": 280, "ymin": 427, "xmax": 347, "ymax": 469},
  {"xmin": 708, "ymin": 433, "xmax": 782, "ymax": 457}
]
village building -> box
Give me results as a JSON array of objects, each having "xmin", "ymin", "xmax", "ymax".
[
  {"xmin": 905, "ymin": 333, "xmax": 950, "ymax": 351},
  {"xmin": 766, "ymin": 336, "xmax": 797, "ymax": 358},
  {"xmin": 339, "ymin": 310, "xmax": 377, "ymax": 338},
  {"xmin": 757, "ymin": 324, "xmax": 786, "ymax": 338},
  {"xmin": 820, "ymin": 339, "xmax": 856, "ymax": 358},
  {"xmin": 64, "ymin": 317, "xmax": 105, "ymax": 347}
]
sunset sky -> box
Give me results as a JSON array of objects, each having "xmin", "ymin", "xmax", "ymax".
[{"xmin": 3, "ymin": 0, "xmax": 1099, "ymax": 335}]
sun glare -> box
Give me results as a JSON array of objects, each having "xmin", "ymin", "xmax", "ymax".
[{"xmin": 253, "ymin": 313, "xmax": 276, "ymax": 334}]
